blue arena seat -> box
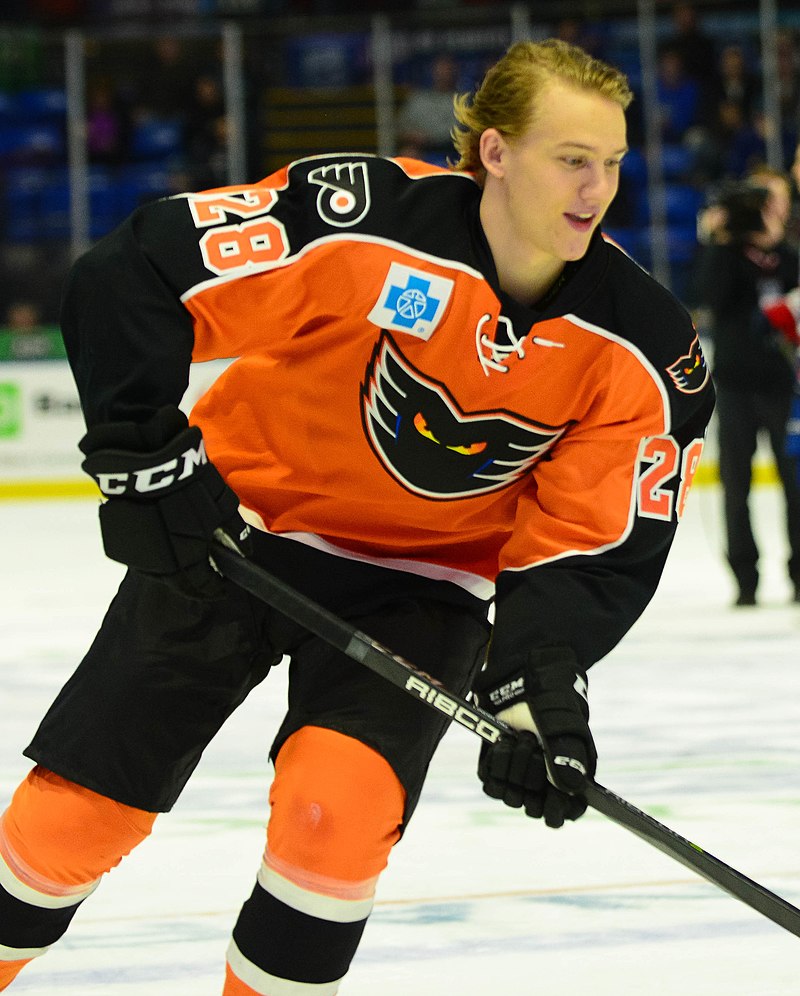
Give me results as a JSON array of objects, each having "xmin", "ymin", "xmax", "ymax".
[
  {"xmin": 635, "ymin": 182, "xmax": 704, "ymax": 228},
  {"xmin": 660, "ymin": 143, "xmax": 696, "ymax": 181},
  {"xmin": 663, "ymin": 183, "xmax": 705, "ymax": 225},
  {"xmin": 130, "ymin": 117, "xmax": 184, "ymax": 161},
  {"xmin": 118, "ymin": 163, "xmax": 176, "ymax": 204},
  {"xmin": 3, "ymin": 166, "xmax": 54, "ymax": 241},
  {"xmin": 620, "ymin": 146, "xmax": 647, "ymax": 187},
  {"xmin": 11, "ymin": 88, "xmax": 67, "ymax": 122},
  {"xmin": 0, "ymin": 122, "xmax": 64, "ymax": 163}
]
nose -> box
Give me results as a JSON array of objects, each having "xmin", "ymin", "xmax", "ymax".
[{"xmin": 580, "ymin": 164, "xmax": 617, "ymax": 204}]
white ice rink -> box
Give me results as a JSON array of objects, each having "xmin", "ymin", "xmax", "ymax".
[{"xmin": 2, "ymin": 483, "xmax": 799, "ymax": 994}]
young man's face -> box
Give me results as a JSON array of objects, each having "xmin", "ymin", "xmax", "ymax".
[{"xmin": 484, "ymin": 79, "xmax": 628, "ymax": 266}]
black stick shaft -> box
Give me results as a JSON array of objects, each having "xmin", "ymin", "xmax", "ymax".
[{"xmin": 211, "ymin": 540, "xmax": 800, "ymax": 938}]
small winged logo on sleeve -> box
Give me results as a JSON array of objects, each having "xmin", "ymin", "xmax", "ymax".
[{"xmin": 666, "ymin": 335, "xmax": 709, "ymax": 394}]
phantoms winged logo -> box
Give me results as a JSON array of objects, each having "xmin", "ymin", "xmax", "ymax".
[
  {"xmin": 361, "ymin": 333, "xmax": 567, "ymax": 499},
  {"xmin": 308, "ymin": 161, "xmax": 370, "ymax": 227},
  {"xmin": 666, "ymin": 335, "xmax": 709, "ymax": 393}
]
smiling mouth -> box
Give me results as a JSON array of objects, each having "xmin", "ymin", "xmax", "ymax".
[{"xmin": 565, "ymin": 213, "xmax": 596, "ymax": 231}]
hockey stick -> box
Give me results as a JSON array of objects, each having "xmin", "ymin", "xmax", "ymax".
[{"xmin": 211, "ymin": 537, "xmax": 800, "ymax": 939}]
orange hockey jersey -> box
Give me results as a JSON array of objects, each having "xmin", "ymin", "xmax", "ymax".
[{"xmin": 61, "ymin": 154, "xmax": 714, "ymax": 672}]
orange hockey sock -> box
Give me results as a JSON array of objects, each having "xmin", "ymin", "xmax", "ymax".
[
  {"xmin": 0, "ymin": 766, "xmax": 157, "ymax": 988},
  {"xmin": 0, "ymin": 959, "xmax": 31, "ymax": 991},
  {"xmin": 221, "ymin": 962, "xmax": 342, "ymax": 996},
  {"xmin": 1, "ymin": 766, "xmax": 157, "ymax": 888},
  {"xmin": 223, "ymin": 726, "xmax": 405, "ymax": 995},
  {"xmin": 267, "ymin": 724, "xmax": 405, "ymax": 883}
]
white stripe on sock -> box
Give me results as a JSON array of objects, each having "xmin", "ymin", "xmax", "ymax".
[
  {"xmin": 226, "ymin": 939, "xmax": 342, "ymax": 995},
  {"xmin": 0, "ymin": 940, "xmax": 50, "ymax": 960},
  {"xmin": 257, "ymin": 859, "xmax": 374, "ymax": 924},
  {"xmin": 0, "ymin": 849, "xmax": 98, "ymax": 910}
]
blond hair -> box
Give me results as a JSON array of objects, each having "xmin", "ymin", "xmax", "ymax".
[
  {"xmin": 451, "ymin": 39, "xmax": 633, "ymax": 178},
  {"xmin": 746, "ymin": 163, "xmax": 790, "ymax": 189}
]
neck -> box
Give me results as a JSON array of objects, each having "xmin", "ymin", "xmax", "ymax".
[
  {"xmin": 479, "ymin": 193, "xmax": 566, "ymax": 308},
  {"xmin": 499, "ymin": 254, "xmax": 567, "ymax": 308}
]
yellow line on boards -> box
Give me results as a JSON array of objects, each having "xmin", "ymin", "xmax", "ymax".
[
  {"xmin": 0, "ymin": 479, "xmax": 99, "ymax": 500},
  {"xmin": 695, "ymin": 462, "xmax": 776, "ymax": 487}
]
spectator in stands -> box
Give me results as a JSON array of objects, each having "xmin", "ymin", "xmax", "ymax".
[
  {"xmin": 553, "ymin": 16, "xmax": 606, "ymax": 60},
  {"xmin": 5, "ymin": 300, "xmax": 41, "ymax": 332},
  {"xmin": 0, "ymin": 245, "xmax": 63, "ymax": 326},
  {"xmin": 86, "ymin": 79, "xmax": 131, "ymax": 167},
  {"xmin": 134, "ymin": 35, "xmax": 198, "ymax": 122},
  {"xmin": 691, "ymin": 98, "xmax": 767, "ymax": 184},
  {"xmin": 730, "ymin": 107, "xmax": 777, "ymax": 179},
  {"xmin": 787, "ymin": 140, "xmax": 800, "ymax": 258},
  {"xmin": 655, "ymin": 47, "xmax": 700, "ymax": 144},
  {"xmin": 0, "ymin": 300, "xmax": 62, "ymax": 361},
  {"xmin": 695, "ymin": 172, "xmax": 800, "ymax": 606},
  {"xmin": 776, "ymin": 28, "xmax": 800, "ymax": 141},
  {"xmin": 661, "ymin": 1, "xmax": 718, "ymax": 97},
  {"xmin": 698, "ymin": 43, "xmax": 759, "ymax": 133},
  {"xmin": 396, "ymin": 52, "xmax": 460, "ymax": 165},
  {"xmin": 718, "ymin": 43, "xmax": 759, "ymax": 121},
  {"xmin": 183, "ymin": 73, "xmax": 228, "ymax": 189}
]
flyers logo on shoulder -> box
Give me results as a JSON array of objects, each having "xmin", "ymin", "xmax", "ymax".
[{"xmin": 308, "ymin": 161, "xmax": 371, "ymax": 227}]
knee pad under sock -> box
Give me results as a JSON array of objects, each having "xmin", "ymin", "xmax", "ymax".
[
  {"xmin": 224, "ymin": 726, "xmax": 405, "ymax": 995},
  {"xmin": 0, "ymin": 766, "xmax": 156, "ymax": 976}
]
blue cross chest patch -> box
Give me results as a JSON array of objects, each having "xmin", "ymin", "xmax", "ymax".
[{"xmin": 367, "ymin": 262, "xmax": 454, "ymax": 340}]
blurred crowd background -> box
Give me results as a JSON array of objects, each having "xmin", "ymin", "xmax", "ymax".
[{"xmin": 0, "ymin": 0, "xmax": 797, "ymax": 357}]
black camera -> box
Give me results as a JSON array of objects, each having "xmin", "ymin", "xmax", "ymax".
[{"xmin": 714, "ymin": 182, "xmax": 769, "ymax": 241}]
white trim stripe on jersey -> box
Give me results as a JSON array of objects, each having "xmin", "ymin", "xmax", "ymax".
[{"xmin": 238, "ymin": 512, "xmax": 495, "ymax": 600}]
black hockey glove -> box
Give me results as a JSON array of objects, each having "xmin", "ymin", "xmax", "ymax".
[
  {"xmin": 474, "ymin": 646, "xmax": 596, "ymax": 829},
  {"xmin": 79, "ymin": 405, "xmax": 251, "ymax": 599}
]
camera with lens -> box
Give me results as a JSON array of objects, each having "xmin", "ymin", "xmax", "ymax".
[{"xmin": 712, "ymin": 182, "xmax": 769, "ymax": 242}]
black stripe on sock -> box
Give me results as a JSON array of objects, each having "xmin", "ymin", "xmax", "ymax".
[
  {"xmin": 0, "ymin": 883, "xmax": 83, "ymax": 949},
  {"xmin": 232, "ymin": 881, "xmax": 367, "ymax": 985}
]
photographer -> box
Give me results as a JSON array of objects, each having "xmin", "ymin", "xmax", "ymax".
[{"xmin": 696, "ymin": 171, "xmax": 800, "ymax": 605}]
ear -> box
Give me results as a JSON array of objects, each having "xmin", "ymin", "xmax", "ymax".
[{"xmin": 479, "ymin": 128, "xmax": 507, "ymax": 178}]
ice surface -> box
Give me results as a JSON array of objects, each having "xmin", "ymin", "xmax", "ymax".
[{"xmin": 2, "ymin": 484, "xmax": 799, "ymax": 994}]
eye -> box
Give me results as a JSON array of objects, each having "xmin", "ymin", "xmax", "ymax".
[
  {"xmin": 447, "ymin": 439, "xmax": 488, "ymax": 456},
  {"xmin": 562, "ymin": 156, "xmax": 587, "ymax": 168},
  {"xmin": 413, "ymin": 413, "xmax": 487, "ymax": 456}
]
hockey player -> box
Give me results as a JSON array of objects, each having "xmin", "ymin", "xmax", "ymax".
[{"xmin": 0, "ymin": 38, "xmax": 713, "ymax": 993}]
